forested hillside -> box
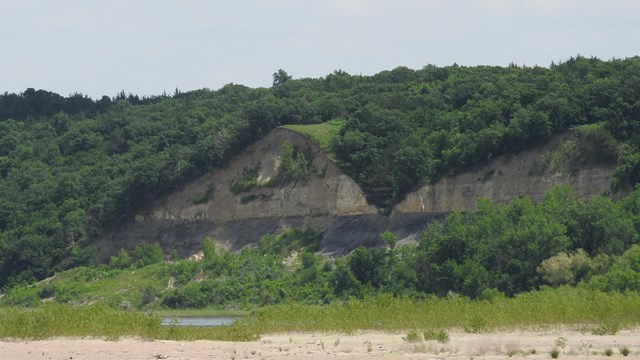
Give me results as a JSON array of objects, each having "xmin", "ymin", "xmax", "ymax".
[{"xmin": 1, "ymin": 56, "xmax": 639, "ymax": 290}]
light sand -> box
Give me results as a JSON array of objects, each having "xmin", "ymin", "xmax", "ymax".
[{"xmin": 1, "ymin": 327, "xmax": 639, "ymax": 359}]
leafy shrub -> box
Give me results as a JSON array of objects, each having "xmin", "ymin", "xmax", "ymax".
[
  {"xmin": 539, "ymin": 140, "xmax": 582, "ymax": 174},
  {"xmin": 612, "ymin": 145, "xmax": 640, "ymax": 192},
  {"xmin": 479, "ymin": 288, "xmax": 507, "ymax": 302},
  {"xmin": 202, "ymin": 237, "xmax": 216, "ymax": 263},
  {"xmin": 540, "ymin": 124, "xmax": 618, "ymax": 175},
  {"xmin": 162, "ymin": 282, "xmax": 208, "ymax": 308},
  {"xmin": 170, "ymin": 260, "xmax": 199, "ymax": 286},
  {"xmin": 191, "ymin": 184, "xmax": 214, "ymax": 205},
  {"xmin": 39, "ymin": 283, "xmax": 55, "ymax": 298},
  {"xmin": 132, "ymin": 243, "xmax": 164, "ymax": 267},
  {"xmin": 230, "ymin": 163, "xmax": 261, "ymax": 194},
  {"xmin": 423, "ymin": 329, "xmax": 449, "ymax": 343},
  {"xmin": 403, "ymin": 329, "xmax": 422, "ymax": 342},
  {"xmin": 537, "ymin": 249, "xmax": 591, "ymax": 286},
  {"xmin": 575, "ymin": 123, "xmax": 619, "ymax": 163},
  {"xmin": 139, "ymin": 285, "xmax": 158, "ymax": 307},
  {"xmin": 109, "ymin": 249, "xmax": 132, "ymax": 269},
  {"xmin": 586, "ymin": 245, "xmax": 640, "ymax": 292},
  {"xmin": 620, "ymin": 346, "xmax": 630, "ymax": 356},
  {"xmin": 591, "ymin": 320, "xmax": 620, "ymax": 335}
]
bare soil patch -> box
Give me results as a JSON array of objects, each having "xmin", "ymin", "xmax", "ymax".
[{"xmin": 1, "ymin": 327, "xmax": 639, "ymax": 359}]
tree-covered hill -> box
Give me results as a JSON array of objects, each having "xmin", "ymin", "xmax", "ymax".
[{"xmin": 1, "ymin": 56, "xmax": 639, "ymax": 289}]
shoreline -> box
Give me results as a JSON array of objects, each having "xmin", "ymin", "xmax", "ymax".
[{"xmin": 2, "ymin": 327, "xmax": 639, "ymax": 359}]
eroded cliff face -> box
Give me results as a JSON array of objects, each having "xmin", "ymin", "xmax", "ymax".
[
  {"xmin": 395, "ymin": 133, "xmax": 617, "ymax": 214},
  {"xmin": 97, "ymin": 130, "xmax": 618, "ymax": 259},
  {"xmin": 150, "ymin": 128, "xmax": 376, "ymax": 222},
  {"xmin": 97, "ymin": 129, "xmax": 379, "ymax": 258}
]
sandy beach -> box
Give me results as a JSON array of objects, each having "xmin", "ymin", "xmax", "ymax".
[{"xmin": 1, "ymin": 327, "xmax": 639, "ymax": 360}]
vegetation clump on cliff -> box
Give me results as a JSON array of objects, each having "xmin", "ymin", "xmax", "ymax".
[{"xmin": 230, "ymin": 140, "xmax": 312, "ymax": 195}]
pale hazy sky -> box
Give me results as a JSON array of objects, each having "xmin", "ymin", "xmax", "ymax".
[{"xmin": 1, "ymin": 0, "xmax": 639, "ymax": 99}]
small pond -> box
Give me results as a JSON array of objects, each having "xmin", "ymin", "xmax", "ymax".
[{"xmin": 161, "ymin": 316, "xmax": 236, "ymax": 327}]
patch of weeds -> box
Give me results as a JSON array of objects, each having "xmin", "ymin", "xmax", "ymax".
[
  {"xmin": 230, "ymin": 163, "xmax": 261, "ymax": 194},
  {"xmin": 539, "ymin": 140, "xmax": 582, "ymax": 175},
  {"xmin": 334, "ymin": 338, "xmax": 340, "ymax": 347},
  {"xmin": 605, "ymin": 348, "xmax": 613, "ymax": 356},
  {"xmin": 550, "ymin": 348, "xmax": 560, "ymax": 358},
  {"xmin": 592, "ymin": 321, "xmax": 619, "ymax": 335},
  {"xmin": 620, "ymin": 346, "xmax": 630, "ymax": 356},
  {"xmin": 555, "ymin": 337, "xmax": 567, "ymax": 348},
  {"xmin": 506, "ymin": 348, "xmax": 533, "ymax": 358},
  {"xmin": 365, "ymin": 341, "xmax": 372, "ymax": 353},
  {"xmin": 191, "ymin": 184, "xmax": 214, "ymax": 205},
  {"xmin": 506, "ymin": 349, "xmax": 521, "ymax": 357},
  {"xmin": 423, "ymin": 328, "xmax": 449, "ymax": 343},
  {"xmin": 403, "ymin": 329, "xmax": 422, "ymax": 343}
]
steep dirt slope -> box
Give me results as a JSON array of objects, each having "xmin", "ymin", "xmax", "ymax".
[
  {"xmin": 97, "ymin": 130, "xmax": 618, "ymax": 259},
  {"xmin": 396, "ymin": 132, "xmax": 617, "ymax": 214}
]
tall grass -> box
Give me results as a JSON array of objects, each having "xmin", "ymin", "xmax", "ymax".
[
  {"xmin": 0, "ymin": 303, "xmax": 256, "ymax": 341},
  {"xmin": 0, "ymin": 304, "xmax": 161, "ymax": 340},
  {"xmin": 245, "ymin": 287, "xmax": 640, "ymax": 334},
  {"xmin": 1, "ymin": 287, "xmax": 639, "ymax": 341}
]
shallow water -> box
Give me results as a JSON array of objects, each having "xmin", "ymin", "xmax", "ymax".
[{"xmin": 161, "ymin": 316, "xmax": 235, "ymax": 326}]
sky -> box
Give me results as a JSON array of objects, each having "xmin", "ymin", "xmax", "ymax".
[{"xmin": 1, "ymin": 0, "xmax": 639, "ymax": 99}]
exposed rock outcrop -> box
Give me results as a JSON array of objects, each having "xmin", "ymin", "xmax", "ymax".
[
  {"xmin": 396, "ymin": 133, "xmax": 617, "ymax": 214},
  {"xmin": 97, "ymin": 128, "xmax": 380, "ymax": 258},
  {"xmin": 96, "ymin": 130, "xmax": 619, "ymax": 259}
]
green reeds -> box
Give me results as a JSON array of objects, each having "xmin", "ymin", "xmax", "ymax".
[
  {"xmin": 0, "ymin": 303, "xmax": 257, "ymax": 341},
  {"xmin": 0, "ymin": 304, "xmax": 161, "ymax": 340},
  {"xmin": 2, "ymin": 287, "xmax": 639, "ymax": 341},
  {"xmin": 245, "ymin": 287, "xmax": 640, "ymax": 334}
]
